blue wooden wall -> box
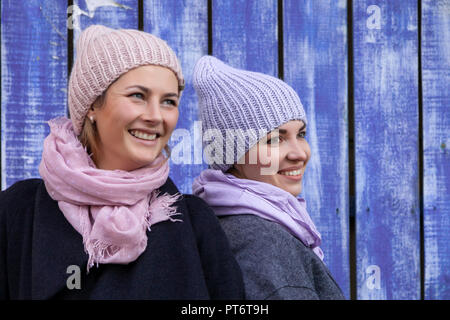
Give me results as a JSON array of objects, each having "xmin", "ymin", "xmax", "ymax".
[
  {"xmin": 354, "ymin": 0, "xmax": 421, "ymax": 299},
  {"xmin": 1, "ymin": 0, "xmax": 449, "ymax": 300}
]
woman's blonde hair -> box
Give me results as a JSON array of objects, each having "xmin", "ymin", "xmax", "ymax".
[{"xmin": 78, "ymin": 92, "xmax": 105, "ymax": 159}]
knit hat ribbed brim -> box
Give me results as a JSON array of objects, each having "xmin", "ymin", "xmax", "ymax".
[
  {"xmin": 68, "ymin": 25, "xmax": 184, "ymax": 135},
  {"xmin": 193, "ymin": 56, "xmax": 307, "ymax": 171}
]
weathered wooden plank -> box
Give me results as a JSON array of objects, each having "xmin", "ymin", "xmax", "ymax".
[
  {"xmin": 73, "ymin": 0, "xmax": 138, "ymax": 43},
  {"xmin": 212, "ymin": 0, "xmax": 278, "ymax": 76},
  {"xmin": 144, "ymin": 0, "xmax": 208, "ymax": 193},
  {"xmin": 284, "ymin": 0, "xmax": 350, "ymax": 298},
  {"xmin": 353, "ymin": 0, "xmax": 420, "ymax": 299},
  {"xmin": 422, "ymin": 0, "xmax": 450, "ymax": 300},
  {"xmin": 1, "ymin": 0, "xmax": 67, "ymax": 189}
]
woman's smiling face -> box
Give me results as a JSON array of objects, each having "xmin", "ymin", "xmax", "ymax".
[
  {"xmin": 88, "ymin": 65, "xmax": 180, "ymax": 171},
  {"xmin": 232, "ymin": 120, "xmax": 310, "ymax": 197}
]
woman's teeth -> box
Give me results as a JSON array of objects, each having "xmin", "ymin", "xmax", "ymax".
[
  {"xmin": 130, "ymin": 130, "xmax": 157, "ymax": 141},
  {"xmin": 279, "ymin": 169, "xmax": 302, "ymax": 176}
]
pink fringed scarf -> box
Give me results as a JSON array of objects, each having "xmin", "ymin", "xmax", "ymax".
[{"xmin": 39, "ymin": 117, "xmax": 181, "ymax": 271}]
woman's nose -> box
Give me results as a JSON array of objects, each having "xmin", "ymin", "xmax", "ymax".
[
  {"xmin": 142, "ymin": 100, "xmax": 163, "ymax": 124},
  {"xmin": 286, "ymin": 141, "xmax": 308, "ymax": 162}
]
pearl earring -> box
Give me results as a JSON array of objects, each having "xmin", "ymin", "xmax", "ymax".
[{"xmin": 89, "ymin": 116, "xmax": 95, "ymax": 124}]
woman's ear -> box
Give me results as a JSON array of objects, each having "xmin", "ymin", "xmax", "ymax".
[{"xmin": 87, "ymin": 109, "xmax": 96, "ymax": 124}]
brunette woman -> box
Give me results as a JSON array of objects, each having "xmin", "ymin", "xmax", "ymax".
[{"xmin": 192, "ymin": 56, "xmax": 345, "ymax": 300}]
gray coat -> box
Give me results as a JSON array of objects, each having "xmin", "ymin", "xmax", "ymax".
[{"xmin": 219, "ymin": 214, "xmax": 346, "ymax": 300}]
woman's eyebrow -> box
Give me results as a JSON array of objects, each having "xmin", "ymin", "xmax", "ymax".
[
  {"xmin": 163, "ymin": 92, "xmax": 179, "ymax": 99},
  {"xmin": 125, "ymin": 85, "xmax": 149, "ymax": 93},
  {"xmin": 299, "ymin": 123, "xmax": 307, "ymax": 131},
  {"xmin": 125, "ymin": 85, "xmax": 179, "ymax": 98},
  {"xmin": 277, "ymin": 123, "xmax": 307, "ymax": 135}
]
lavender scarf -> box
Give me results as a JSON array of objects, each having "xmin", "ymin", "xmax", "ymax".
[
  {"xmin": 39, "ymin": 117, "xmax": 181, "ymax": 271},
  {"xmin": 192, "ymin": 169, "xmax": 324, "ymax": 260}
]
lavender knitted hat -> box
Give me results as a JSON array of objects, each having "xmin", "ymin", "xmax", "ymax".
[
  {"xmin": 193, "ymin": 56, "xmax": 307, "ymax": 171},
  {"xmin": 68, "ymin": 25, "xmax": 184, "ymax": 135}
]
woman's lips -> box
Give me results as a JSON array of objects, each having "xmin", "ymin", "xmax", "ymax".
[
  {"xmin": 278, "ymin": 168, "xmax": 303, "ymax": 181},
  {"xmin": 128, "ymin": 129, "xmax": 160, "ymax": 145}
]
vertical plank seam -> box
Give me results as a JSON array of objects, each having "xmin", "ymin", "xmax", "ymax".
[
  {"xmin": 67, "ymin": 0, "xmax": 74, "ymax": 118},
  {"xmin": 278, "ymin": 0, "xmax": 283, "ymax": 80},
  {"xmin": 0, "ymin": 0, "xmax": 3, "ymax": 188},
  {"xmin": 347, "ymin": 0, "xmax": 357, "ymax": 300},
  {"xmin": 417, "ymin": 0, "xmax": 425, "ymax": 301},
  {"xmin": 138, "ymin": 0, "xmax": 143, "ymax": 31},
  {"xmin": 208, "ymin": 0, "xmax": 213, "ymax": 55}
]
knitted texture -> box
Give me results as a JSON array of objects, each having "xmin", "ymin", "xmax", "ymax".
[
  {"xmin": 193, "ymin": 56, "xmax": 307, "ymax": 171},
  {"xmin": 68, "ymin": 25, "xmax": 184, "ymax": 135}
]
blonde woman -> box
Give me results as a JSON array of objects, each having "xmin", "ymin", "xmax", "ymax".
[{"xmin": 0, "ymin": 27, "xmax": 244, "ymax": 300}]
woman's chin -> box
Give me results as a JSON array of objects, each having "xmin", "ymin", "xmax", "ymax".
[
  {"xmin": 126, "ymin": 147, "xmax": 163, "ymax": 168},
  {"xmin": 281, "ymin": 184, "xmax": 302, "ymax": 197}
]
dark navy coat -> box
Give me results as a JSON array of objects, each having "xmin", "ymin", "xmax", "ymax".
[{"xmin": 0, "ymin": 178, "xmax": 244, "ymax": 300}]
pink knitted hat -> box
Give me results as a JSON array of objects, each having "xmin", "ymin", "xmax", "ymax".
[{"xmin": 68, "ymin": 25, "xmax": 184, "ymax": 135}]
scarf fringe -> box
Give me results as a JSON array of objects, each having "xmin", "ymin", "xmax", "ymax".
[
  {"xmin": 145, "ymin": 191, "xmax": 182, "ymax": 231},
  {"xmin": 83, "ymin": 191, "xmax": 182, "ymax": 272},
  {"xmin": 86, "ymin": 239, "xmax": 121, "ymax": 272}
]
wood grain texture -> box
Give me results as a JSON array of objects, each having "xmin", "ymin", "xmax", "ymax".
[
  {"xmin": 283, "ymin": 0, "xmax": 350, "ymax": 298},
  {"xmin": 422, "ymin": 0, "xmax": 450, "ymax": 300},
  {"xmin": 1, "ymin": 0, "xmax": 67, "ymax": 189},
  {"xmin": 212, "ymin": 0, "xmax": 278, "ymax": 76},
  {"xmin": 144, "ymin": 0, "xmax": 208, "ymax": 194},
  {"xmin": 73, "ymin": 0, "xmax": 138, "ymax": 46},
  {"xmin": 1, "ymin": 0, "xmax": 448, "ymax": 299},
  {"xmin": 353, "ymin": 0, "xmax": 420, "ymax": 299}
]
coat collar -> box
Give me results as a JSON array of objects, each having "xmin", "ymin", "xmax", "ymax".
[{"xmin": 31, "ymin": 180, "xmax": 88, "ymax": 299}]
